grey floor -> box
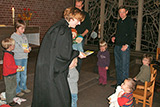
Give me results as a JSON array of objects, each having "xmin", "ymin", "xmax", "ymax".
[{"xmin": 0, "ymin": 47, "xmax": 160, "ymax": 107}]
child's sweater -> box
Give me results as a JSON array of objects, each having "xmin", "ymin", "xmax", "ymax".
[
  {"xmin": 11, "ymin": 32, "xmax": 29, "ymax": 59},
  {"xmin": 3, "ymin": 51, "xmax": 18, "ymax": 76},
  {"xmin": 135, "ymin": 65, "xmax": 150, "ymax": 82},
  {"xmin": 118, "ymin": 92, "xmax": 133, "ymax": 107}
]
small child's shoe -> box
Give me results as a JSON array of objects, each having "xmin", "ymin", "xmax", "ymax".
[
  {"xmin": 9, "ymin": 101, "xmax": 17, "ymax": 106},
  {"xmin": 16, "ymin": 92, "xmax": 24, "ymax": 97},
  {"xmin": 22, "ymin": 89, "xmax": 31, "ymax": 93},
  {"xmin": 98, "ymin": 83, "xmax": 102, "ymax": 85}
]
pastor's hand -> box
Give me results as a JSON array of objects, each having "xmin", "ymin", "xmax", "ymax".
[{"xmin": 78, "ymin": 52, "xmax": 86, "ymax": 59}]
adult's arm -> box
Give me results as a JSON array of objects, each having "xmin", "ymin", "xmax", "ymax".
[{"xmin": 54, "ymin": 26, "xmax": 79, "ymax": 72}]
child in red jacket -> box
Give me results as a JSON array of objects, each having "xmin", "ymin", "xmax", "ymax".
[{"xmin": 1, "ymin": 38, "xmax": 22, "ymax": 106}]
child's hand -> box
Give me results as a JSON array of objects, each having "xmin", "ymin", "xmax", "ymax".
[
  {"xmin": 75, "ymin": 37, "xmax": 83, "ymax": 43},
  {"xmin": 107, "ymin": 97, "xmax": 111, "ymax": 104},
  {"xmin": 18, "ymin": 66, "xmax": 22, "ymax": 69},
  {"xmin": 105, "ymin": 66, "xmax": 108, "ymax": 70},
  {"xmin": 24, "ymin": 49, "xmax": 30, "ymax": 53},
  {"xmin": 108, "ymin": 97, "xmax": 111, "ymax": 101},
  {"xmin": 118, "ymin": 91, "xmax": 124, "ymax": 98},
  {"xmin": 69, "ymin": 58, "xmax": 78, "ymax": 69},
  {"xmin": 28, "ymin": 47, "xmax": 31, "ymax": 51},
  {"xmin": 78, "ymin": 52, "xmax": 86, "ymax": 59},
  {"xmin": 133, "ymin": 77, "xmax": 137, "ymax": 81}
]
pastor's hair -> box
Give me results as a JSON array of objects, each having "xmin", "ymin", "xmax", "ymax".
[{"xmin": 64, "ymin": 7, "xmax": 85, "ymax": 22}]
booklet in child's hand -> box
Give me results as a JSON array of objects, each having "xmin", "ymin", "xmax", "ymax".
[
  {"xmin": 84, "ymin": 50, "xmax": 94, "ymax": 56},
  {"xmin": 17, "ymin": 66, "xmax": 25, "ymax": 72}
]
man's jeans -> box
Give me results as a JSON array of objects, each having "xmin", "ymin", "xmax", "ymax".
[
  {"xmin": 114, "ymin": 45, "xmax": 130, "ymax": 85},
  {"xmin": 15, "ymin": 59, "xmax": 28, "ymax": 93}
]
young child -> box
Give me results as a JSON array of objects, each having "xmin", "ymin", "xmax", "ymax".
[
  {"xmin": 71, "ymin": 28, "xmax": 84, "ymax": 52},
  {"xmin": 11, "ymin": 20, "xmax": 31, "ymax": 97},
  {"xmin": 108, "ymin": 86, "xmax": 124, "ymax": 107},
  {"xmin": 134, "ymin": 54, "xmax": 153, "ymax": 84},
  {"xmin": 116, "ymin": 78, "xmax": 136, "ymax": 107},
  {"xmin": 68, "ymin": 57, "xmax": 79, "ymax": 107},
  {"xmin": 97, "ymin": 40, "xmax": 110, "ymax": 86},
  {"xmin": 1, "ymin": 38, "xmax": 22, "ymax": 106}
]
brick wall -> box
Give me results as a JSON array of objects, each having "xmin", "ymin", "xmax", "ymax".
[{"xmin": 0, "ymin": 0, "xmax": 73, "ymax": 40}]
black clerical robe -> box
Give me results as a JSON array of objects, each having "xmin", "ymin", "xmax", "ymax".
[{"xmin": 32, "ymin": 19, "xmax": 79, "ymax": 107}]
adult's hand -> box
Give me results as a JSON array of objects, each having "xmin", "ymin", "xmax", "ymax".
[
  {"xmin": 121, "ymin": 44, "xmax": 128, "ymax": 51},
  {"xmin": 111, "ymin": 37, "xmax": 115, "ymax": 43},
  {"xmin": 78, "ymin": 52, "xmax": 86, "ymax": 59}
]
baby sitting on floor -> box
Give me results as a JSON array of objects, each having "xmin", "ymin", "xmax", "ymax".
[{"xmin": 108, "ymin": 86, "xmax": 124, "ymax": 107}]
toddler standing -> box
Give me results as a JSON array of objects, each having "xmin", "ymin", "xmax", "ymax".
[
  {"xmin": 11, "ymin": 20, "xmax": 31, "ymax": 97},
  {"xmin": 68, "ymin": 57, "xmax": 79, "ymax": 107},
  {"xmin": 97, "ymin": 40, "xmax": 110, "ymax": 86},
  {"xmin": 1, "ymin": 38, "xmax": 22, "ymax": 106}
]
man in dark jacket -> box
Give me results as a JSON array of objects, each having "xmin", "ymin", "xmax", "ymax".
[
  {"xmin": 32, "ymin": 7, "xmax": 86, "ymax": 107},
  {"xmin": 75, "ymin": 0, "xmax": 91, "ymax": 72},
  {"xmin": 111, "ymin": 5, "xmax": 135, "ymax": 86}
]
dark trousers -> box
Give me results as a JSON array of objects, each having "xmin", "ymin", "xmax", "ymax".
[
  {"xmin": 114, "ymin": 45, "xmax": 130, "ymax": 85},
  {"xmin": 4, "ymin": 74, "xmax": 17, "ymax": 103},
  {"xmin": 76, "ymin": 38, "xmax": 86, "ymax": 72},
  {"xmin": 76, "ymin": 58, "xmax": 82, "ymax": 72}
]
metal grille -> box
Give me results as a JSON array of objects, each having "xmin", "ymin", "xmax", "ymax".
[{"xmin": 87, "ymin": 0, "xmax": 159, "ymax": 52}]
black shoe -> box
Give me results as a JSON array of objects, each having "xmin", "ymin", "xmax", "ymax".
[
  {"xmin": 107, "ymin": 76, "xmax": 115, "ymax": 80},
  {"xmin": 111, "ymin": 84, "xmax": 117, "ymax": 88},
  {"xmin": 9, "ymin": 101, "xmax": 17, "ymax": 106},
  {"xmin": 102, "ymin": 84, "xmax": 106, "ymax": 87}
]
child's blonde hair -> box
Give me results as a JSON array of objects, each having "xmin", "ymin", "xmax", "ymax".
[
  {"xmin": 99, "ymin": 40, "xmax": 107, "ymax": 48},
  {"xmin": 142, "ymin": 54, "xmax": 153, "ymax": 64},
  {"xmin": 1, "ymin": 38, "xmax": 15, "ymax": 49},
  {"xmin": 126, "ymin": 78, "xmax": 136, "ymax": 92}
]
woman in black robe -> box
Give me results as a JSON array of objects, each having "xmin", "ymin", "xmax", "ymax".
[{"xmin": 32, "ymin": 7, "xmax": 86, "ymax": 107}]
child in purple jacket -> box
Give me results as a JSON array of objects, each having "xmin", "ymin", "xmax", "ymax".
[{"xmin": 97, "ymin": 40, "xmax": 110, "ymax": 86}]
